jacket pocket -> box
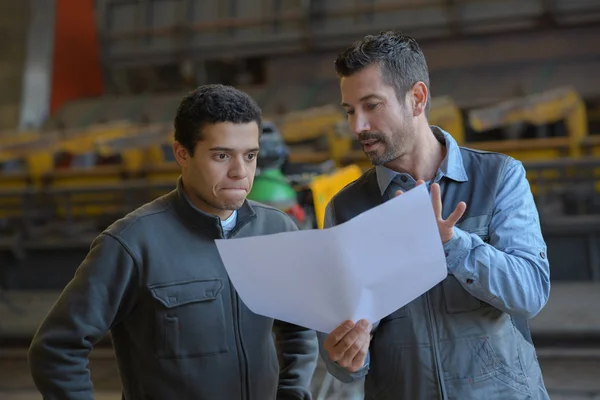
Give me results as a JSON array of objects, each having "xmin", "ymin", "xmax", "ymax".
[
  {"xmin": 443, "ymin": 334, "xmax": 532, "ymax": 399},
  {"xmin": 443, "ymin": 275, "xmax": 481, "ymax": 313},
  {"xmin": 149, "ymin": 278, "xmax": 229, "ymax": 359}
]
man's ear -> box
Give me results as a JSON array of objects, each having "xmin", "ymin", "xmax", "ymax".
[
  {"xmin": 411, "ymin": 82, "xmax": 428, "ymax": 117},
  {"xmin": 173, "ymin": 141, "xmax": 190, "ymax": 167}
]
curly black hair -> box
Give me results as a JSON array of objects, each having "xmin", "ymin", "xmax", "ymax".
[
  {"xmin": 174, "ymin": 84, "xmax": 262, "ymax": 155},
  {"xmin": 335, "ymin": 30, "xmax": 431, "ymax": 115}
]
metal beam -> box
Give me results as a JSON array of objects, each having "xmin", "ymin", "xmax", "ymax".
[
  {"xmin": 104, "ymin": 0, "xmax": 453, "ymax": 40},
  {"xmin": 98, "ymin": 0, "xmax": 600, "ymax": 69}
]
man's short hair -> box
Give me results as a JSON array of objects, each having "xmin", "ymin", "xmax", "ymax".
[
  {"xmin": 174, "ymin": 84, "xmax": 262, "ymax": 155},
  {"xmin": 334, "ymin": 30, "xmax": 431, "ymax": 115}
]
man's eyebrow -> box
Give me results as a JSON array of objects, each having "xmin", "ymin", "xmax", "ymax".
[
  {"xmin": 209, "ymin": 147, "xmax": 234, "ymax": 152},
  {"xmin": 209, "ymin": 147, "xmax": 260, "ymax": 152},
  {"xmin": 341, "ymin": 94, "xmax": 384, "ymax": 107}
]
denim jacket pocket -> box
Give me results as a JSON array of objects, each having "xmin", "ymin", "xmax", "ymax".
[
  {"xmin": 149, "ymin": 278, "xmax": 229, "ymax": 359},
  {"xmin": 443, "ymin": 334, "xmax": 532, "ymax": 400}
]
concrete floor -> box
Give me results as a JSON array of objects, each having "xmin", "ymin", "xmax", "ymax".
[{"xmin": 1, "ymin": 347, "xmax": 600, "ymax": 400}]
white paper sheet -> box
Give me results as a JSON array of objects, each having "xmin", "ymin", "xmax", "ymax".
[{"xmin": 214, "ymin": 184, "xmax": 448, "ymax": 334}]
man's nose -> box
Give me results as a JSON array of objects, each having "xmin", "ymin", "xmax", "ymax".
[
  {"xmin": 351, "ymin": 114, "xmax": 370, "ymax": 136},
  {"xmin": 228, "ymin": 157, "xmax": 247, "ymax": 179}
]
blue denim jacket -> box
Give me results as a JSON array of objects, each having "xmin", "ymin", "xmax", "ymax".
[{"xmin": 317, "ymin": 128, "xmax": 551, "ymax": 399}]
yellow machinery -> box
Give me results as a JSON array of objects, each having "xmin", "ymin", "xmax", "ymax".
[
  {"xmin": 467, "ymin": 86, "xmax": 588, "ymax": 161},
  {"xmin": 95, "ymin": 124, "xmax": 171, "ymax": 173},
  {"xmin": 0, "ymin": 121, "xmax": 161, "ymax": 225},
  {"xmin": 0, "ymin": 133, "xmax": 61, "ymax": 223},
  {"xmin": 280, "ymin": 105, "xmax": 346, "ymax": 165},
  {"xmin": 0, "ymin": 133, "xmax": 59, "ymax": 188},
  {"xmin": 581, "ymin": 98, "xmax": 600, "ymax": 157},
  {"xmin": 467, "ymin": 86, "xmax": 591, "ymax": 195},
  {"xmin": 309, "ymin": 164, "xmax": 363, "ymax": 229},
  {"xmin": 0, "ymin": 121, "xmax": 137, "ymax": 187},
  {"xmin": 277, "ymin": 104, "xmax": 344, "ymax": 145},
  {"xmin": 47, "ymin": 123, "xmax": 173, "ymax": 219},
  {"xmin": 429, "ymin": 96, "xmax": 465, "ymax": 144}
]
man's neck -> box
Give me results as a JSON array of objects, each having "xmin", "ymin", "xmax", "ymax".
[{"xmin": 384, "ymin": 125, "xmax": 445, "ymax": 182}]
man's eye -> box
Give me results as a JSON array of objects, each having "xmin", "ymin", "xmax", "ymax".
[
  {"xmin": 247, "ymin": 153, "xmax": 257, "ymax": 160},
  {"xmin": 366, "ymin": 103, "xmax": 378, "ymax": 110},
  {"xmin": 216, "ymin": 153, "xmax": 228, "ymax": 160},
  {"xmin": 345, "ymin": 110, "xmax": 355, "ymax": 117}
]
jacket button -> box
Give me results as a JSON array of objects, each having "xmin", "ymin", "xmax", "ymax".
[{"xmin": 466, "ymin": 278, "xmax": 474, "ymax": 284}]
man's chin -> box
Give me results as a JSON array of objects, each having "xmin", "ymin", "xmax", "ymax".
[
  {"xmin": 365, "ymin": 152, "xmax": 386, "ymax": 166},
  {"xmin": 219, "ymin": 199, "xmax": 246, "ymax": 211}
]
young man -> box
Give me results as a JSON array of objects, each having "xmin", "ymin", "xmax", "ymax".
[
  {"xmin": 317, "ymin": 31, "xmax": 551, "ymax": 399},
  {"xmin": 28, "ymin": 84, "xmax": 318, "ymax": 400}
]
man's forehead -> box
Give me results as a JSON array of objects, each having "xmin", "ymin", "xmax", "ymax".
[
  {"xmin": 204, "ymin": 121, "xmax": 259, "ymax": 133},
  {"xmin": 340, "ymin": 72, "xmax": 388, "ymax": 105},
  {"xmin": 198, "ymin": 135, "xmax": 259, "ymax": 153},
  {"xmin": 202, "ymin": 121, "xmax": 258, "ymax": 138}
]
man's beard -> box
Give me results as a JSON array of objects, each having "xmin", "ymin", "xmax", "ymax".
[
  {"xmin": 358, "ymin": 131, "xmax": 401, "ymax": 166},
  {"xmin": 212, "ymin": 197, "xmax": 246, "ymax": 212}
]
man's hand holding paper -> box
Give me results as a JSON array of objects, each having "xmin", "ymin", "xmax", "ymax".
[{"xmin": 322, "ymin": 319, "xmax": 372, "ymax": 373}]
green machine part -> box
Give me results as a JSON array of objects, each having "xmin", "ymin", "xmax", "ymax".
[{"xmin": 248, "ymin": 168, "xmax": 298, "ymax": 210}]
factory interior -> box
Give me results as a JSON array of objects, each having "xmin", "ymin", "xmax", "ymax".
[{"xmin": 1, "ymin": 0, "xmax": 600, "ymax": 399}]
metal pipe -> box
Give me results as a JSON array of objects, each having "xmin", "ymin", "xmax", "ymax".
[
  {"xmin": 104, "ymin": 0, "xmax": 452, "ymax": 40},
  {"xmin": 104, "ymin": 0, "xmax": 600, "ymax": 41}
]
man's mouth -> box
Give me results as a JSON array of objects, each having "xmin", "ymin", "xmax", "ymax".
[
  {"xmin": 222, "ymin": 188, "xmax": 247, "ymax": 192},
  {"xmin": 361, "ymin": 139, "xmax": 381, "ymax": 151}
]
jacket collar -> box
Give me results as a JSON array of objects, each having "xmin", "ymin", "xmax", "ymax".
[
  {"xmin": 171, "ymin": 176, "xmax": 256, "ymax": 237},
  {"xmin": 375, "ymin": 126, "xmax": 468, "ymax": 195}
]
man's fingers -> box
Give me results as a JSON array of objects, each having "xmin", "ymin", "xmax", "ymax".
[
  {"xmin": 328, "ymin": 327, "xmax": 362, "ymax": 362},
  {"xmin": 348, "ymin": 336, "xmax": 371, "ymax": 372},
  {"xmin": 328, "ymin": 319, "xmax": 370, "ymax": 362},
  {"xmin": 336, "ymin": 330, "xmax": 364, "ymax": 365},
  {"xmin": 395, "ymin": 190, "xmax": 403, "ymax": 197},
  {"xmin": 430, "ymin": 183, "xmax": 443, "ymax": 218},
  {"xmin": 334, "ymin": 319, "xmax": 368, "ymax": 352},
  {"xmin": 446, "ymin": 201, "xmax": 467, "ymax": 226},
  {"xmin": 336, "ymin": 321, "xmax": 371, "ymax": 370},
  {"xmin": 325, "ymin": 320, "xmax": 354, "ymax": 348}
]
